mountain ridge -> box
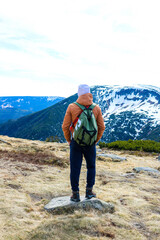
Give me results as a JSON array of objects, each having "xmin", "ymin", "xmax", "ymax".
[
  {"xmin": 0, "ymin": 96, "xmax": 65, "ymax": 124},
  {"xmin": 0, "ymin": 85, "xmax": 160, "ymax": 142}
]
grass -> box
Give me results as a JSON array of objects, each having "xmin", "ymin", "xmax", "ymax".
[
  {"xmin": 0, "ymin": 135, "xmax": 160, "ymax": 240},
  {"xmin": 99, "ymin": 140, "xmax": 160, "ymax": 153}
]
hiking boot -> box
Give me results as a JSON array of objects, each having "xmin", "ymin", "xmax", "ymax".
[
  {"xmin": 85, "ymin": 188, "xmax": 96, "ymax": 199},
  {"xmin": 70, "ymin": 191, "xmax": 80, "ymax": 202}
]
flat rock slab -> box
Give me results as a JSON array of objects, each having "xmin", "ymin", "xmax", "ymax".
[
  {"xmin": 122, "ymin": 173, "xmax": 136, "ymax": 178},
  {"xmin": 133, "ymin": 167, "xmax": 160, "ymax": 174},
  {"xmin": 97, "ymin": 153, "xmax": 127, "ymax": 162},
  {"xmin": 44, "ymin": 196, "xmax": 115, "ymax": 214},
  {"xmin": 96, "ymin": 149, "xmax": 102, "ymax": 152},
  {"xmin": 0, "ymin": 138, "xmax": 11, "ymax": 145}
]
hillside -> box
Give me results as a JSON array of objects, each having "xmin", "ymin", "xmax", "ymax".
[
  {"xmin": 0, "ymin": 94, "xmax": 76, "ymax": 141},
  {"xmin": 0, "ymin": 85, "xmax": 160, "ymax": 142},
  {"xmin": 0, "ymin": 108, "xmax": 32, "ymax": 124},
  {"xmin": 91, "ymin": 85, "xmax": 160, "ymax": 142},
  {"xmin": 0, "ymin": 96, "xmax": 64, "ymax": 124},
  {"xmin": 0, "ymin": 136, "xmax": 160, "ymax": 240}
]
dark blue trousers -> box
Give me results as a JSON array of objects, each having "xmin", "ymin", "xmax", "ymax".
[{"xmin": 70, "ymin": 139, "xmax": 96, "ymax": 192}]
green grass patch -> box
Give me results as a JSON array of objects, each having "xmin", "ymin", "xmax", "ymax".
[{"xmin": 99, "ymin": 139, "xmax": 160, "ymax": 153}]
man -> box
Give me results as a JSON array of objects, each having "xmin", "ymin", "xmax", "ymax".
[{"xmin": 62, "ymin": 84, "xmax": 105, "ymax": 202}]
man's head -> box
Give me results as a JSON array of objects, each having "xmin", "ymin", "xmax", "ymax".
[{"xmin": 78, "ymin": 84, "xmax": 90, "ymax": 97}]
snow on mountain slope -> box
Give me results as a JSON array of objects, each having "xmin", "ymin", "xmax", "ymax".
[
  {"xmin": 91, "ymin": 85, "xmax": 160, "ymax": 142},
  {"xmin": 92, "ymin": 85, "xmax": 160, "ymax": 122},
  {"xmin": 0, "ymin": 96, "xmax": 65, "ymax": 124},
  {"xmin": 0, "ymin": 96, "xmax": 64, "ymax": 110}
]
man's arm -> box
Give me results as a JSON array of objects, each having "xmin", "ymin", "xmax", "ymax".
[
  {"xmin": 96, "ymin": 106, "xmax": 105, "ymax": 143},
  {"xmin": 62, "ymin": 105, "xmax": 72, "ymax": 143}
]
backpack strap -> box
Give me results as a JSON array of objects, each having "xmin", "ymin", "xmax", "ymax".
[
  {"xmin": 70, "ymin": 102, "xmax": 97, "ymax": 132},
  {"xmin": 73, "ymin": 102, "xmax": 97, "ymax": 146},
  {"xmin": 74, "ymin": 102, "xmax": 96, "ymax": 110}
]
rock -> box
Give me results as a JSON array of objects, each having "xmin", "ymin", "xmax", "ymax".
[
  {"xmin": 122, "ymin": 173, "xmax": 136, "ymax": 178},
  {"xmin": 60, "ymin": 148, "xmax": 67, "ymax": 152},
  {"xmin": 96, "ymin": 149, "xmax": 102, "ymax": 152},
  {"xmin": 44, "ymin": 196, "xmax": 115, "ymax": 214},
  {"xmin": 7, "ymin": 183, "xmax": 22, "ymax": 190},
  {"xmin": 0, "ymin": 138, "xmax": 11, "ymax": 145},
  {"xmin": 133, "ymin": 167, "xmax": 160, "ymax": 174},
  {"xmin": 157, "ymin": 156, "xmax": 160, "ymax": 161},
  {"xmin": 97, "ymin": 153, "xmax": 127, "ymax": 162}
]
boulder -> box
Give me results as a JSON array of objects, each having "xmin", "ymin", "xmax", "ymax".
[
  {"xmin": 97, "ymin": 153, "xmax": 127, "ymax": 162},
  {"xmin": 133, "ymin": 167, "xmax": 160, "ymax": 174},
  {"xmin": 96, "ymin": 149, "xmax": 102, "ymax": 152},
  {"xmin": 0, "ymin": 138, "xmax": 11, "ymax": 145},
  {"xmin": 44, "ymin": 196, "xmax": 115, "ymax": 214},
  {"xmin": 122, "ymin": 173, "xmax": 136, "ymax": 178}
]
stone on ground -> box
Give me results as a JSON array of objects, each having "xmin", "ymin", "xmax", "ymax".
[
  {"xmin": 44, "ymin": 196, "xmax": 115, "ymax": 214},
  {"xmin": 133, "ymin": 167, "xmax": 160, "ymax": 174},
  {"xmin": 97, "ymin": 153, "xmax": 127, "ymax": 162}
]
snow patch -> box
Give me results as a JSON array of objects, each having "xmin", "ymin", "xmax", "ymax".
[
  {"xmin": 1, "ymin": 104, "xmax": 13, "ymax": 109},
  {"xmin": 47, "ymin": 96, "xmax": 57, "ymax": 101},
  {"xmin": 16, "ymin": 99, "xmax": 24, "ymax": 102}
]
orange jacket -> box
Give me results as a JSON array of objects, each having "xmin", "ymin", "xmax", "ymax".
[{"xmin": 62, "ymin": 93, "xmax": 105, "ymax": 143}]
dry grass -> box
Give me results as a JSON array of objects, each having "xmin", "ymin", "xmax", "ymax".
[{"xmin": 0, "ymin": 135, "xmax": 160, "ymax": 240}]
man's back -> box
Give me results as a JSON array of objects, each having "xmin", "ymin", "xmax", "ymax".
[{"xmin": 62, "ymin": 92, "xmax": 105, "ymax": 144}]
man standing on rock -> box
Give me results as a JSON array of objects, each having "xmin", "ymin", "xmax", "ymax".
[{"xmin": 62, "ymin": 84, "xmax": 105, "ymax": 202}]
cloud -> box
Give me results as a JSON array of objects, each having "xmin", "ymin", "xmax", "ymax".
[
  {"xmin": 0, "ymin": 0, "xmax": 160, "ymax": 97},
  {"xmin": 0, "ymin": 40, "xmax": 22, "ymax": 51}
]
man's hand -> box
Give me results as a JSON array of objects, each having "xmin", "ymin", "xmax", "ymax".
[{"xmin": 67, "ymin": 141, "xmax": 71, "ymax": 145}]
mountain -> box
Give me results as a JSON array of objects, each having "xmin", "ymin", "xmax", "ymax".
[
  {"xmin": 0, "ymin": 94, "xmax": 76, "ymax": 141},
  {"xmin": 0, "ymin": 96, "xmax": 64, "ymax": 124},
  {"xmin": 0, "ymin": 85, "xmax": 160, "ymax": 142},
  {"xmin": 91, "ymin": 85, "xmax": 160, "ymax": 142}
]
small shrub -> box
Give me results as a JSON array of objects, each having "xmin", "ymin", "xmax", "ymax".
[
  {"xmin": 99, "ymin": 140, "xmax": 160, "ymax": 153},
  {"xmin": 46, "ymin": 136, "xmax": 60, "ymax": 143}
]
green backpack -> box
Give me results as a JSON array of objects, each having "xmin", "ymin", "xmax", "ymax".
[{"xmin": 72, "ymin": 102, "xmax": 98, "ymax": 146}]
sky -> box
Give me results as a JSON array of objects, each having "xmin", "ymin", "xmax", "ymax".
[{"xmin": 0, "ymin": 0, "xmax": 160, "ymax": 97}]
